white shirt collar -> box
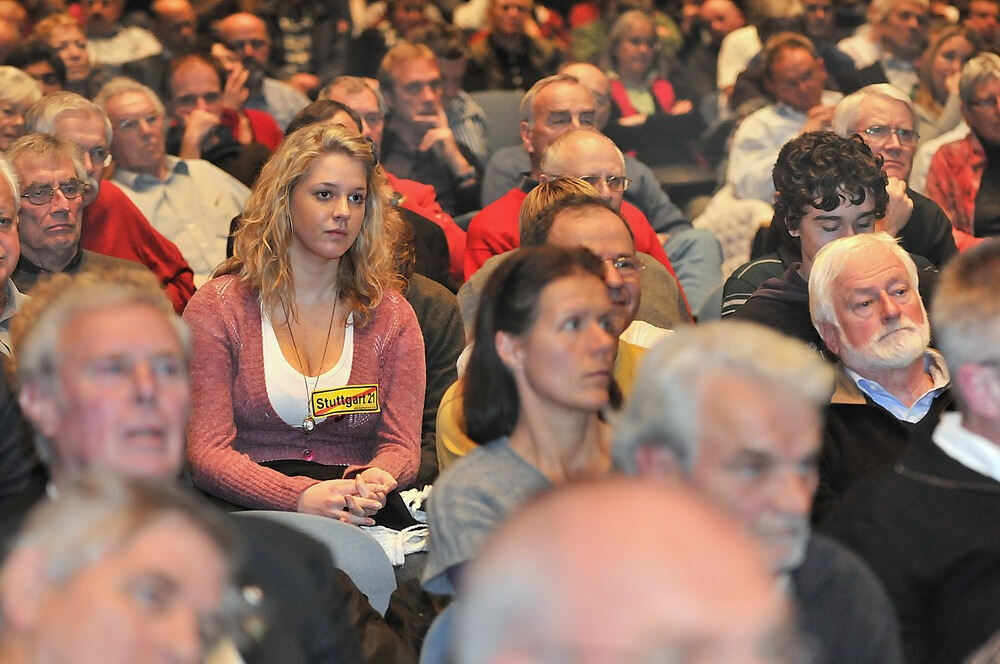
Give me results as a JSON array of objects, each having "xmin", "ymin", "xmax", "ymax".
[{"xmin": 933, "ymin": 412, "xmax": 1000, "ymax": 483}]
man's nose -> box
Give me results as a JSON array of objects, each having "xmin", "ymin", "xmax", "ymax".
[
  {"xmin": 773, "ymin": 469, "xmax": 814, "ymax": 517},
  {"xmin": 160, "ymin": 608, "xmax": 203, "ymax": 664},
  {"xmin": 132, "ymin": 362, "xmax": 158, "ymax": 403},
  {"xmin": 603, "ymin": 260, "xmax": 625, "ymax": 289},
  {"xmin": 878, "ymin": 290, "xmax": 902, "ymax": 321}
]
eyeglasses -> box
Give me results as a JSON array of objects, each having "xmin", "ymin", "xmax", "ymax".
[
  {"xmin": 83, "ymin": 146, "xmax": 112, "ymax": 167},
  {"xmin": 174, "ymin": 91, "xmax": 221, "ymax": 107},
  {"xmin": 581, "ymin": 175, "xmax": 632, "ymax": 192},
  {"xmin": 116, "ymin": 113, "xmax": 162, "ymax": 132},
  {"xmin": 862, "ymin": 125, "xmax": 920, "ymax": 146},
  {"xmin": 21, "ymin": 178, "xmax": 90, "ymax": 205},
  {"xmin": 624, "ymin": 37, "xmax": 657, "ymax": 48},
  {"xmin": 399, "ymin": 78, "xmax": 442, "ymax": 96},
  {"xmin": 606, "ymin": 255, "xmax": 644, "ymax": 275},
  {"xmin": 228, "ymin": 38, "xmax": 267, "ymax": 51}
]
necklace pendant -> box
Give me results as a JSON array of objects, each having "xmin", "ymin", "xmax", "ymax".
[{"xmin": 302, "ymin": 415, "xmax": 316, "ymax": 434}]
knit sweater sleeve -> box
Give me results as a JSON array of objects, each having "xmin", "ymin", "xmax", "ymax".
[
  {"xmin": 183, "ymin": 277, "xmax": 318, "ymax": 510},
  {"xmin": 342, "ymin": 290, "xmax": 425, "ymax": 488}
]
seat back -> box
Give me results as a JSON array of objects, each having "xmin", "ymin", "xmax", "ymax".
[
  {"xmin": 235, "ymin": 510, "xmax": 397, "ymax": 615},
  {"xmin": 469, "ymin": 89, "xmax": 524, "ymax": 158}
]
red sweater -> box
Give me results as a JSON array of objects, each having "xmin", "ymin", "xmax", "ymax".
[
  {"xmin": 386, "ymin": 171, "xmax": 467, "ymax": 283},
  {"xmin": 82, "ymin": 181, "xmax": 196, "ymax": 312},
  {"xmin": 184, "ymin": 276, "xmax": 425, "ymax": 510},
  {"xmin": 463, "ymin": 187, "xmax": 678, "ymax": 281}
]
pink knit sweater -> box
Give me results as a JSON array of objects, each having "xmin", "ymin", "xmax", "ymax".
[{"xmin": 184, "ymin": 275, "xmax": 425, "ymax": 510}]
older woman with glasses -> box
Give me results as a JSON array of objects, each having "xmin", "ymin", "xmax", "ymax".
[
  {"xmin": 0, "ymin": 68, "xmax": 41, "ymax": 151},
  {"xmin": 184, "ymin": 122, "xmax": 425, "ymax": 521},
  {"xmin": 600, "ymin": 9, "xmax": 702, "ymax": 165}
]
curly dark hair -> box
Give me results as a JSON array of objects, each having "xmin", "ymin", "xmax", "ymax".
[{"xmin": 772, "ymin": 131, "xmax": 889, "ymax": 232}]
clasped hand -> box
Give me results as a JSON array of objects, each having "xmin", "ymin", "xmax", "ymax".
[{"xmin": 297, "ymin": 467, "xmax": 397, "ymax": 526}]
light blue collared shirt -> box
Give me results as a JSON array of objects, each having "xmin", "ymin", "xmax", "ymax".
[
  {"xmin": 112, "ymin": 156, "xmax": 249, "ymax": 281},
  {"xmin": 846, "ymin": 350, "xmax": 950, "ymax": 423}
]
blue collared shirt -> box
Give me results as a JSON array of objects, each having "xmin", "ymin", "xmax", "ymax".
[
  {"xmin": 846, "ymin": 350, "xmax": 950, "ymax": 423},
  {"xmin": 113, "ymin": 156, "xmax": 249, "ymax": 282}
]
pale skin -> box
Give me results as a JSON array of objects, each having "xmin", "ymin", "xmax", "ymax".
[
  {"xmin": 817, "ymin": 253, "xmax": 933, "ymax": 407},
  {"xmin": 388, "ymin": 58, "xmax": 477, "ymax": 181},
  {"xmin": 495, "ymin": 274, "xmax": 618, "ymax": 484},
  {"xmin": 272, "ymin": 152, "xmax": 397, "ymax": 523}
]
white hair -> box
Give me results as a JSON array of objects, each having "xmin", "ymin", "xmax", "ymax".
[
  {"xmin": 26, "ymin": 91, "xmax": 114, "ymax": 147},
  {"xmin": 832, "ymin": 83, "xmax": 918, "ymax": 137},
  {"xmin": 808, "ymin": 232, "xmax": 919, "ymax": 331}
]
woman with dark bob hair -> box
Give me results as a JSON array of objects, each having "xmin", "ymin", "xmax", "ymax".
[
  {"xmin": 422, "ymin": 245, "xmax": 618, "ymax": 594},
  {"xmin": 184, "ymin": 122, "xmax": 425, "ymax": 522}
]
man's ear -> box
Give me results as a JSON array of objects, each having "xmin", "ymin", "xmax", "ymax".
[
  {"xmin": 816, "ymin": 321, "xmax": 841, "ymax": 357},
  {"xmin": 18, "ymin": 382, "xmax": 60, "ymax": 440},
  {"xmin": 519, "ymin": 121, "xmax": 533, "ymax": 154},
  {"xmin": 494, "ymin": 330, "xmax": 525, "ymax": 374},
  {"xmin": 0, "ymin": 547, "xmax": 48, "ymax": 634},
  {"xmin": 538, "ymin": 172, "xmax": 553, "ymax": 183},
  {"xmin": 633, "ymin": 445, "xmax": 684, "ymax": 480}
]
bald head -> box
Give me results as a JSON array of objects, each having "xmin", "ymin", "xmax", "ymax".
[
  {"xmin": 152, "ymin": 0, "xmax": 196, "ymax": 54},
  {"xmin": 541, "ymin": 129, "xmax": 627, "ymax": 210},
  {"xmin": 455, "ymin": 478, "xmax": 788, "ymax": 664},
  {"xmin": 559, "ymin": 62, "xmax": 611, "ymax": 129},
  {"xmin": 216, "ymin": 12, "xmax": 270, "ymax": 71}
]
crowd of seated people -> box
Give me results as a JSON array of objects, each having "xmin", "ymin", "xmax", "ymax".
[{"xmin": 0, "ymin": 0, "xmax": 998, "ymax": 662}]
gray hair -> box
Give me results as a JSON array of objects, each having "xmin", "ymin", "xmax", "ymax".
[
  {"xmin": 613, "ymin": 321, "xmax": 834, "ymax": 474},
  {"xmin": 931, "ymin": 239, "xmax": 1000, "ymax": 374},
  {"xmin": 0, "ymin": 65, "xmax": 42, "ymax": 109},
  {"xmin": 7, "ymin": 471, "xmax": 238, "ymax": 585},
  {"xmin": 869, "ymin": 0, "xmax": 929, "ymax": 21},
  {"xmin": 0, "ymin": 152, "xmax": 21, "ymax": 214},
  {"xmin": 540, "ymin": 126, "xmax": 625, "ymax": 175},
  {"xmin": 7, "ymin": 132, "xmax": 88, "ymax": 186},
  {"xmin": 959, "ymin": 52, "xmax": 1000, "ymax": 105},
  {"xmin": 320, "ymin": 75, "xmax": 388, "ymax": 116},
  {"xmin": 808, "ymin": 232, "xmax": 919, "ymax": 331},
  {"xmin": 93, "ymin": 76, "xmax": 166, "ymax": 119},
  {"xmin": 9, "ymin": 269, "xmax": 188, "ymax": 463},
  {"xmin": 519, "ymin": 73, "xmax": 584, "ymax": 124},
  {"xmin": 832, "ymin": 83, "xmax": 918, "ymax": 137},
  {"xmin": 26, "ymin": 90, "xmax": 115, "ymax": 147}
]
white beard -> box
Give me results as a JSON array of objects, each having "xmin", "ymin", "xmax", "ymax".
[{"xmin": 836, "ymin": 314, "xmax": 931, "ymax": 372}]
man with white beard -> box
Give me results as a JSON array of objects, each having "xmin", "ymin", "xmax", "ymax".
[{"xmin": 808, "ymin": 232, "xmax": 952, "ymax": 518}]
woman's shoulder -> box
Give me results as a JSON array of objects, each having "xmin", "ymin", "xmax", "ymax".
[
  {"xmin": 184, "ymin": 275, "xmax": 258, "ymax": 320},
  {"xmin": 437, "ymin": 438, "xmax": 538, "ymax": 492},
  {"xmin": 364, "ymin": 288, "xmax": 419, "ymax": 330}
]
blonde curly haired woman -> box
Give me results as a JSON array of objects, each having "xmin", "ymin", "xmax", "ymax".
[{"xmin": 184, "ymin": 123, "xmax": 425, "ymax": 523}]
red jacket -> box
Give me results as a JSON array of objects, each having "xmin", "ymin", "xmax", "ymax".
[
  {"xmin": 386, "ymin": 171, "xmax": 467, "ymax": 283},
  {"xmin": 82, "ymin": 181, "xmax": 196, "ymax": 312},
  {"xmin": 464, "ymin": 187, "xmax": 679, "ymax": 282}
]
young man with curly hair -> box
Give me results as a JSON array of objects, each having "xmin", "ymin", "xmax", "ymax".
[{"xmin": 725, "ymin": 131, "xmax": 938, "ymax": 358}]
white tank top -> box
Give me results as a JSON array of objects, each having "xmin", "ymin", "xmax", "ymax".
[{"xmin": 262, "ymin": 309, "xmax": 355, "ymax": 428}]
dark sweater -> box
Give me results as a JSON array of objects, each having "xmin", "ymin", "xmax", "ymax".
[
  {"xmin": 792, "ymin": 534, "xmax": 904, "ymax": 664},
  {"xmin": 822, "ymin": 433, "xmax": 1000, "ymax": 664},
  {"xmin": 814, "ymin": 364, "xmax": 954, "ymax": 522}
]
